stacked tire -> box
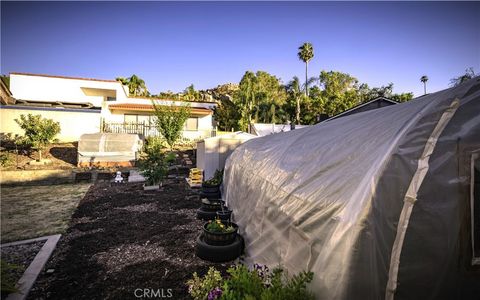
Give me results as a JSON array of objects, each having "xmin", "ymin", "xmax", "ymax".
[
  {"xmin": 196, "ymin": 182, "xmax": 224, "ymax": 220},
  {"xmin": 196, "ymin": 199, "xmax": 225, "ymax": 221},
  {"xmin": 195, "ymin": 222, "xmax": 244, "ymax": 262}
]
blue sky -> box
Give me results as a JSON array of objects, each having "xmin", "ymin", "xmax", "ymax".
[{"xmin": 1, "ymin": 1, "xmax": 479, "ymax": 97}]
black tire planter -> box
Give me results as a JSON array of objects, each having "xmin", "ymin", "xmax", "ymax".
[
  {"xmin": 199, "ymin": 191, "xmax": 221, "ymax": 200},
  {"xmin": 201, "ymin": 184, "xmax": 220, "ymax": 194},
  {"xmin": 216, "ymin": 210, "xmax": 232, "ymax": 222},
  {"xmin": 203, "ymin": 222, "xmax": 238, "ymax": 246},
  {"xmin": 195, "ymin": 234, "xmax": 244, "ymax": 262},
  {"xmin": 201, "ymin": 200, "xmax": 225, "ymax": 211},
  {"xmin": 196, "ymin": 207, "xmax": 218, "ymax": 221}
]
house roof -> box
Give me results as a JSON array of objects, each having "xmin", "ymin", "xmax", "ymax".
[
  {"xmin": 108, "ymin": 103, "xmax": 213, "ymax": 115},
  {"xmin": 10, "ymin": 72, "xmax": 119, "ymax": 83},
  {"xmin": 324, "ymin": 97, "xmax": 398, "ymax": 122},
  {"xmin": 13, "ymin": 99, "xmax": 96, "ymax": 109},
  {"xmin": 128, "ymin": 95, "xmax": 218, "ymax": 104}
]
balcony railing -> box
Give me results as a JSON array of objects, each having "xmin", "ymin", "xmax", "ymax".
[{"xmin": 101, "ymin": 121, "xmax": 217, "ymax": 145}]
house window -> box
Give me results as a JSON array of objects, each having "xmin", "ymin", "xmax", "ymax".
[
  {"xmin": 472, "ymin": 152, "xmax": 480, "ymax": 265},
  {"xmin": 124, "ymin": 114, "xmax": 152, "ymax": 124},
  {"xmin": 184, "ymin": 117, "xmax": 198, "ymax": 131},
  {"xmin": 138, "ymin": 115, "xmax": 152, "ymax": 124},
  {"xmin": 124, "ymin": 114, "xmax": 137, "ymax": 123}
]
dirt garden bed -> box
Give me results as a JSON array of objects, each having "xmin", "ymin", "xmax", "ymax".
[
  {"xmin": 1, "ymin": 142, "xmax": 78, "ymax": 170},
  {"xmin": 28, "ymin": 180, "xmax": 229, "ymax": 299}
]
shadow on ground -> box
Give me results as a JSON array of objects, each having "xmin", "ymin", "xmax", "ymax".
[{"xmin": 28, "ymin": 181, "xmax": 229, "ymax": 300}]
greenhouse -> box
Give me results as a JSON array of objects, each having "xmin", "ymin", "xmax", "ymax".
[
  {"xmin": 224, "ymin": 77, "xmax": 480, "ymax": 299},
  {"xmin": 77, "ymin": 133, "xmax": 143, "ymax": 167}
]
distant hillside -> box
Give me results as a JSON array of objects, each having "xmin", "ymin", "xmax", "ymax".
[{"xmin": 199, "ymin": 83, "xmax": 239, "ymax": 102}]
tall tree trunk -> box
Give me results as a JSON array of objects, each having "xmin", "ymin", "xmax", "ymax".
[
  {"xmin": 38, "ymin": 149, "xmax": 42, "ymax": 162},
  {"xmin": 423, "ymin": 82, "xmax": 427, "ymax": 95},
  {"xmin": 296, "ymin": 95, "xmax": 300, "ymax": 125},
  {"xmin": 305, "ymin": 62, "xmax": 309, "ymax": 97}
]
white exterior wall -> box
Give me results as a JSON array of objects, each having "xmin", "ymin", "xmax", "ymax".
[
  {"xmin": 10, "ymin": 74, "xmax": 128, "ymax": 107},
  {"xmin": 0, "ymin": 106, "xmax": 101, "ymax": 142},
  {"xmin": 198, "ymin": 114, "xmax": 213, "ymax": 130},
  {"xmin": 197, "ymin": 132, "xmax": 257, "ymax": 180},
  {"xmin": 5, "ymin": 73, "xmax": 217, "ymax": 142}
]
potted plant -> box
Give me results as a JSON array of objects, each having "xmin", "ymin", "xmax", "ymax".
[
  {"xmin": 201, "ymin": 198, "xmax": 225, "ymax": 211},
  {"xmin": 216, "ymin": 209, "xmax": 232, "ymax": 222},
  {"xmin": 137, "ymin": 138, "xmax": 168, "ymax": 190},
  {"xmin": 203, "ymin": 218, "xmax": 238, "ymax": 246},
  {"xmin": 202, "ymin": 169, "xmax": 223, "ymax": 193}
]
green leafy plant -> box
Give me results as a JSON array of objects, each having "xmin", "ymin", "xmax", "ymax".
[
  {"xmin": 151, "ymin": 101, "xmax": 191, "ymax": 151},
  {"xmin": 186, "ymin": 267, "xmax": 223, "ymax": 300},
  {"xmin": 1, "ymin": 259, "xmax": 20, "ymax": 294},
  {"xmin": 14, "ymin": 114, "xmax": 60, "ymax": 161},
  {"xmin": 0, "ymin": 152, "xmax": 12, "ymax": 167},
  {"xmin": 203, "ymin": 169, "xmax": 224, "ymax": 186},
  {"xmin": 186, "ymin": 264, "xmax": 314, "ymax": 300},
  {"xmin": 206, "ymin": 218, "xmax": 235, "ymax": 234},
  {"xmin": 137, "ymin": 138, "xmax": 168, "ymax": 186}
]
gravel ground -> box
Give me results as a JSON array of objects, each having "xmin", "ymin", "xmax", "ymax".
[
  {"xmin": 1, "ymin": 241, "xmax": 45, "ymax": 299},
  {"xmin": 28, "ymin": 180, "xmax": 230, "ymax": 300}
]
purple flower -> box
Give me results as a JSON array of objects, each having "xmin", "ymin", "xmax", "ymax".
[{"xmin": 207, "ymin": 287, "xmax": 222, "ymax": 300}]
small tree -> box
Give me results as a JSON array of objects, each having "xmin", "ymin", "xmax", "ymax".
[
  {"xmin": 151, "ymin": 101, "xmax": 191, "ymax": 150},
  {"xmin": 14, "ymin": 114, "xmax": 60, "ymax": 161},
  {"xmin": 137, "ymin": 138, "xmax": 168, "ymax": 186}
]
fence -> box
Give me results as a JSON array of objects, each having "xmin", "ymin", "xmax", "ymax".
[{"xmin": 101, "ymin": 121, "xmax": 217, "ymax": 145}]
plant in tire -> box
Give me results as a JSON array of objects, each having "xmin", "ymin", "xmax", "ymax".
[
  {"xmin": 186, "ymin": 264, "xmax": 314, "ymax": 300},
  {"xmin": 14, "ymin": 114, "xmax": 60, "ymax": 161},
  {"xmin": 206, "ymin": 218, "xmax": 235, "ymax": 233},
  {"xmin": 203, "ymin": 169, "xmax": 224, "ymax": 187}
]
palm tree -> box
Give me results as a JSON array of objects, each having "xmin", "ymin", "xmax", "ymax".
[
  {"xmin": 116, "ymin": 75, "xmax": 148, "ymax": 96},
  {"xmin": 128, "ymin": 74, "xmax": 147, "ymax": 96},
  {"xmin": 297, "ymin": 42, "xmax": 314, "ymax": 97},
  {"xmin": 287, "ymin": 76, "xmax": 302, "ymax": 124},
  {"xmin": 420, "ymin": 75, "xmax": 428, "ymax": 95}
]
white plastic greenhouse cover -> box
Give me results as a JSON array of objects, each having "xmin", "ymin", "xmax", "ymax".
[
  {"xmin": 224, "ymin": 77, "xmax": 480, "ymax": 299},
  {"xmin": 78, "ymin": 133, "xmax": 142, "ymax": 156}
]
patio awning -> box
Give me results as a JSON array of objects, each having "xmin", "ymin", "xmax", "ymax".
[{"xmin": 108, "ymin": 103, "xmax": 212, "ymax": 115}]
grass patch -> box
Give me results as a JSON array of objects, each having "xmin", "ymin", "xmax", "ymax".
[{"xmin": 1, "ymin": 183, "xmax": 90, "ymax": 243}]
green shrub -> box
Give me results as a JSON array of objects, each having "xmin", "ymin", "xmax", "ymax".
[
  {"xmin": 186, "ymin": 267, "xmax": 223, "ymax": 300},
  {"xmin": 0, "ymin": 152, "xmax": 12, "ymax": 167},
  {"xmin": 137, "ymin": 138, "xmax": 168, "ymax": 186},
  {"xmin": 14, "ymin": 114, "xmax": 60, "ymax": 161},
  {"xmin": 186, "ymin": 264, "xmax": 314, "ymax": 300},
  {"xmin": 203, "ymin": 169, "xmax": 224, "ymax": 186}
]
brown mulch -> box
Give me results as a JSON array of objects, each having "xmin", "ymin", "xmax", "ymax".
[{"xmin": 28, "ymin": 180, "xmax": 229, "ymax": 300}]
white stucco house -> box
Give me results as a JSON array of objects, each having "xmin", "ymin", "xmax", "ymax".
[{"xmin": 0, "ymin": 72, "xmax": 217, "ymax": 142}]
